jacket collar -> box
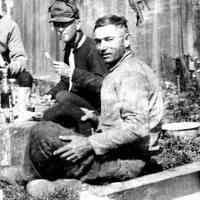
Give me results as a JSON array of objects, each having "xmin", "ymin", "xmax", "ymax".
[
  {"xmin": 65, "ymin": 30, "xmax": 86, "ymax": 51},
  {"xmin": 109, "ymin": 49, "xmax": 134, "ymax": 72}
]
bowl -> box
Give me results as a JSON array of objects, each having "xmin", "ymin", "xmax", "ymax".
[{"xmin": 161, "ymin": 122, "xmax": 200, "ymax": 137}]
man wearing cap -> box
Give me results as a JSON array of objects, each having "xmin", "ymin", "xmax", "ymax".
[
  {"xmin": 42, "ymin": 0, "xmax": 107, "ymax": 135},
  {"xmin": 0, "ymin": 4, "xmax": 33, "ymax": 87},
  {"xmin": 0, "ymin": 1, "xmax": 106, "ymax": 188}
]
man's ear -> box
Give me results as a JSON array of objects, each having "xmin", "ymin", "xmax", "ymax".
[
  {"xmin": 124, "ymin": 33, "xmax": 130, "ymax": 48},
  {"xmin": 75, "ymin": 19, "xmax": 81, "ymax": 30}
]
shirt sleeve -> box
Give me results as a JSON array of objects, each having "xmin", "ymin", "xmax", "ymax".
[
  {"xmin": 89, "ymin": 72, "xmax": 158, "ymax": 155},
  {"xmin": 8, "ymin": 21, "xmax": 27, "ymax": 71}
]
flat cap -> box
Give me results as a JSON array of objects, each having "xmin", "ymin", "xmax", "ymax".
[{"xmin": 49, "ymin": 0, "xmax": 79, "ymax": 23}]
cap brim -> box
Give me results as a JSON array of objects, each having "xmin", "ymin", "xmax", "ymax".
[{"xmin": 49, "ymin": 17, "xmax": 74, "ymax": 23}]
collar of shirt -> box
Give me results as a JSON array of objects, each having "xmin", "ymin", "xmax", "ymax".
[
  {"xmin": 109, "ymin": 49, "xmax": 134, "ymax": 72},
  {"xmin": 76, "ymin": 34, "xmax": 86, "ymax": 49},
  {"xmin": 64, "ymin": 30, "xmax": 86, "ymax": 52}
]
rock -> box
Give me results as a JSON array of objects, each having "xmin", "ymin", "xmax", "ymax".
[{"xmin": 26, "ymin": 178, "xmax": 82, "ymax": 199}]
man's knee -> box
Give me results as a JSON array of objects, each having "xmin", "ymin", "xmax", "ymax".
[
  {"xmin": 28, "ymin": 121, "xmax": 83, "ymax": 180},
  {"xmin": 30, "ymin": 121, "xmax": 59, "ymax": 142},
  {"xmin": 29, "ymin": 121, "xmax": 73, "ymax": 168},
  {"xmin": 30, "ymin": 121, "xmax": 75, "ymax": 144},
  {"xmin": 29, "ymin": 121, "xmax": 76, "ymax": 159}
]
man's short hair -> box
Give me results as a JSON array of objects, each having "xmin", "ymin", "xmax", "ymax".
[{"xmin": 93, "ymin": 15, "xmax": 128, "ymax": 32}]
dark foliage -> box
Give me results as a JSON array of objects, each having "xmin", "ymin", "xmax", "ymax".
[
  {"xmin": 155, "ymin": 79, "xmax": 200, "ymax": 169},
  {"xmin": 154, "ymin": 133, "xmax": 200, "ymax": 169}
]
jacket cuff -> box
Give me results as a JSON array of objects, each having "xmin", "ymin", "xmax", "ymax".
[{"xmin": 88, "ymin": 134, "xmax": 107, "ymax": 155}]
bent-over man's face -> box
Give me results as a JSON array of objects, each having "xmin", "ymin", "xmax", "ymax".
[
  {"xmin": 54, "ymin": 21, "xmax": 77, "ymax": 42},
  {"xmin": 94, "ymin": 24, "xmax": 127, "ymax": 66}
]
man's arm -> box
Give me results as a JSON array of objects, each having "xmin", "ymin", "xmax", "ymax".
[
  {"xmin": 46, "ymin": 64, "xmax": 105, "ymax": 99},
  {"xmin": 72, "ymin": 68, "xmax": 105, "ymax": 94},
  {"xmin": 89, "ymin": 73, "xmax": 163, "ymax": 155},
  {"xmin": 7, "ymin": 20, "xmax": 27, "ymax": 74},
  {"xmin": 47, "ymin": 47, "xmax": 107, "ymax": 98},
  {"xmin": 72, "ymin": 47, "xmax": 107, "ymax": 94},
  {"xmin": 47, "ymin": 76, "xmax": 69, "ymax": 99}
]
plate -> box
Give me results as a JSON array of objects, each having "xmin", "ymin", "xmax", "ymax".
[
  {"xmin": 162, "ymin": 122, "xmax": 200, "ymax": 137},
  {"xmin": 162, "ymin": 122, "xmax": 200, "ymax": 131}
]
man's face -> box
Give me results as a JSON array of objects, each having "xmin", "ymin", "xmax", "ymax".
[
  {"xmin": 94, "ymin": 24, "xmax": 127, "ymax": 65},
  {"xmin": 53, "ymin": 21, "xmax": 77, "ymax": 42}
]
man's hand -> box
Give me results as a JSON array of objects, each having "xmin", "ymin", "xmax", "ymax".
[
  {"xmin": 42, "ymin": 94, "xmax": 53, "ymax": 102},
  {"xmin": 52, "ymin": 61, "xmax": 73, "ymax": 77},
  {"xmin": 9, "ymin": 62, "xmax": 24, "ymax": 74},
  {"xmin": 80, "ymin": 107, "xmax": 98, "ymax": 122},
  {"xmin": 53, "ymin": 135, "xmax": 93, "ymax": 162}
]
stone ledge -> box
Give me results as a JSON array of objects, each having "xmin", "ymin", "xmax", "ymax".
[
  {"xmin": 84, "ymin": 161, "xmax": 200, "ymax": 200},
  {"xmin": 174, "ymin": 192, "xmax": 200, "ymax": 200},
  {"xmin": 0, "ymin": 121, "xmax": 36, "ymax": 166}
]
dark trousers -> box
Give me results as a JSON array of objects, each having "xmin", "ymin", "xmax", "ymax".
[
  {"xmin": 43, "ymin": 92, "xmax": 97, "ymax": 136},
  {"xmin": 26, "ymin": 121, "xmax": 162, "ymax": 185}
]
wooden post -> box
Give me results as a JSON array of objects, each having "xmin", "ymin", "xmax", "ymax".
[
  {"xmin": 5, "ymin": 0, "xmax": 13, "ymax": 17},
  {"xmin": 152, "ymin": 0, "xmax": 160, "ymax": 74}
]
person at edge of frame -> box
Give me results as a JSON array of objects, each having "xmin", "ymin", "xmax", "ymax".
[{"xmin": 0, "ymin": 3, "xmax": 33, "ymax": 88}]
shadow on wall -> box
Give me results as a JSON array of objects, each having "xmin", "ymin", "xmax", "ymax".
[
  {"xmin": 194, "ymin": 8, "xmax": 200, "ymax": 57},
  {"xmin": 160, "ymin": 53, "xmax": 176, "ymax": 83},
  {"xmin": 160, "ymin": 53, "xmax": 192, "ymax": 92}
]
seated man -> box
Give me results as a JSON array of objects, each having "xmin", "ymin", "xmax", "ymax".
[
  {"xmin": 0, "ymin": 9, "xmax": 33, "ymax": 87},
  {"xmin": 42, "ymin": 0, "xmax": 107, "ymax": 135},
  {"xmin": 26, "ymin": 14, "xmax": 163, "ymax": 184},
  {"xmin": 0, "ymin": 15, "xmax": 163, "ymax": 193}
]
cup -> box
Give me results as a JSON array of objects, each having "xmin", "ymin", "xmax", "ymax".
[{"xmin": 14, "ymin": 87, "xmax": 31, "ymax": 113}]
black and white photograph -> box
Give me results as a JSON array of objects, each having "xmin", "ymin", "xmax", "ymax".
[{"xmin": 0, "ymin": 0, "xmax": 200, "ymax": 199}]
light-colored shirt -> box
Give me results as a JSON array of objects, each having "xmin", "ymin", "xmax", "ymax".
[
  {"xmin": 0, "ymin": 15, "xmax": 27, "ymax": 70},
  {"xmin": 89, "ymin": 50, "xmax": 163, "ymax": 155}
]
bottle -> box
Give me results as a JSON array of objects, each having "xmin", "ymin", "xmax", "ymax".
[
  {"xmin": 1, "ymin": 69, "xmax": 11, "ymax": 108},
  {"xmin": 0, "ymin": 67, "xmax": 11, "ymax": 109},
  {"xmin": 8, "ymin": 78, "xmax": 17, "ymax": 107},
  {"xmin": 0, "ymin": 66, "xmax": 14, "ymax": 123}
]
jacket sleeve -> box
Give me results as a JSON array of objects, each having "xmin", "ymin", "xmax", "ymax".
[
  {"xmin": 47, "ymin": 76, "xmax": 69, "ymax": 99},
  {"xmin": 89, "ymin": 72, "xmax": 163, "ymax": 155},
  {"xmin": 8, "ymin": 21, "xmax": 27, "ymax": 71},
  {"xmin": 72, "ymin": 68, "xmax": 104, "ymax": 94},
  {"xmin": 72, "ymin": 47, "xmax": 107, "ymax": 94}
]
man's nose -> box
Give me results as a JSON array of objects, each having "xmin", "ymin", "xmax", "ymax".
[{"xmin": 57, "ymin": 27, "xmax": 64, "ymax": 34}]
